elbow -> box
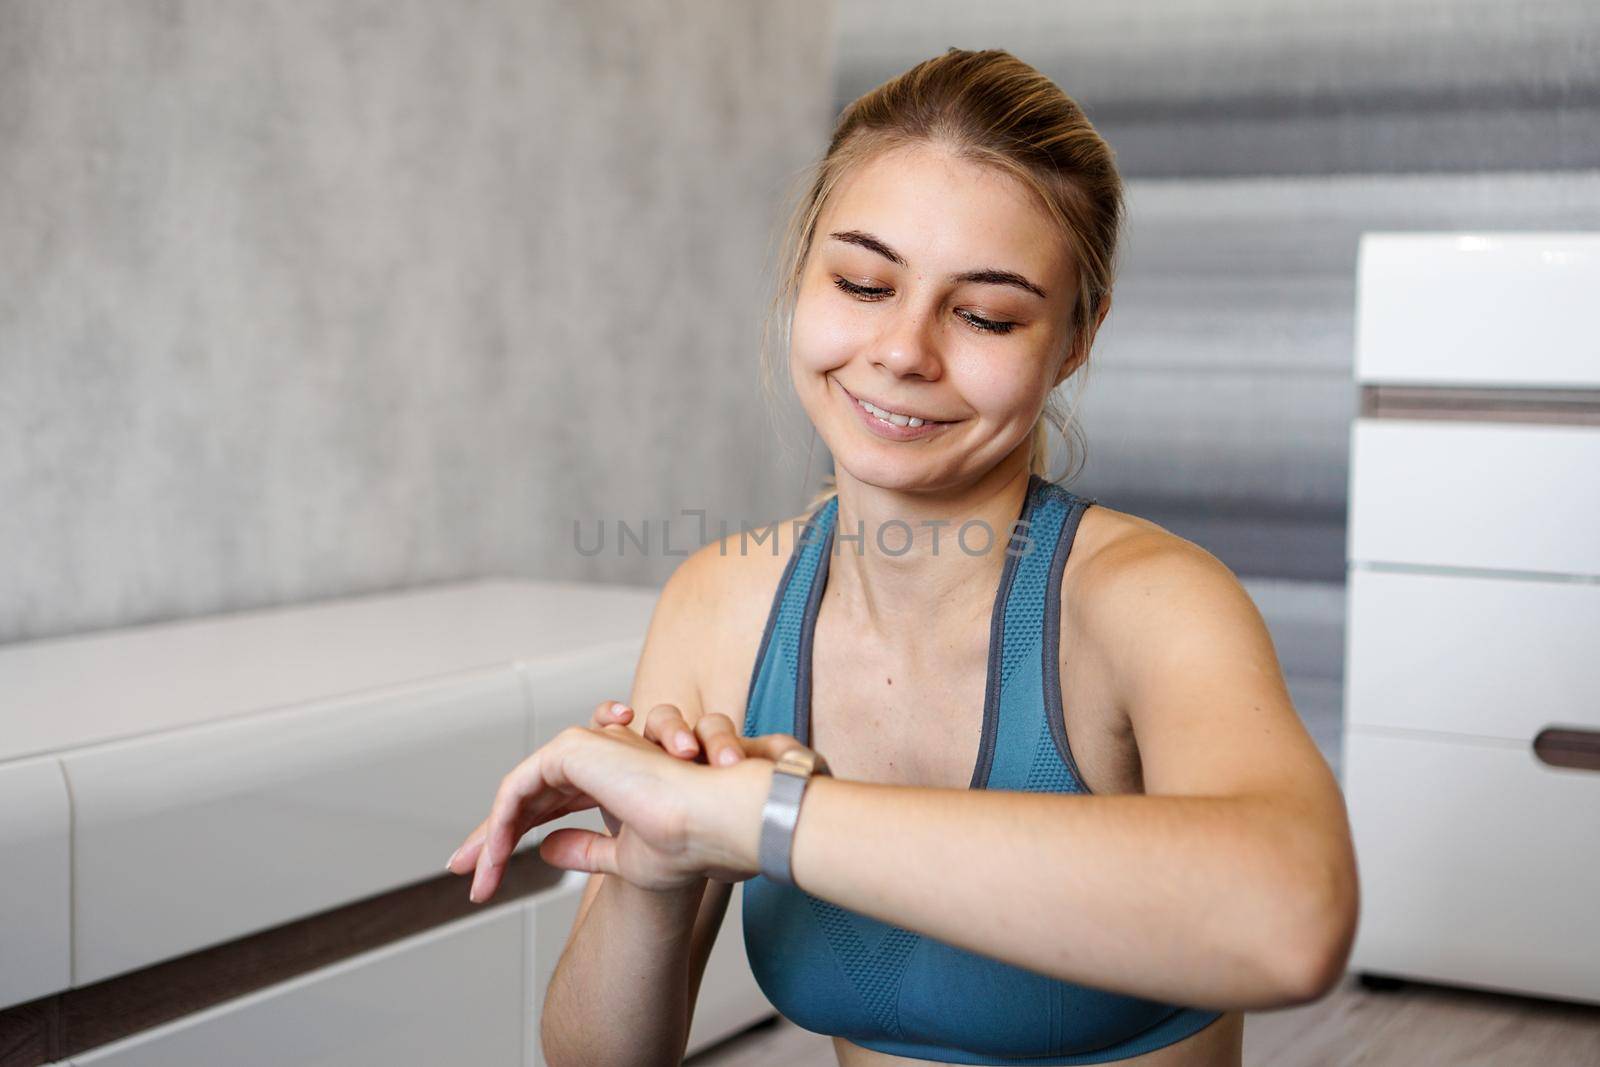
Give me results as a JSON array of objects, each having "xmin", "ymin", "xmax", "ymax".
[
  {"xmin": 1276, "ymin": 919, "xmax": 1354, "ymax": 1007},
  {"xmin": 1261, "ymin": 845, "xmax": 1360, "ymax": 1007}
]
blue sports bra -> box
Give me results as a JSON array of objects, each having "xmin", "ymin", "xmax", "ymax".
[{"xmin": 740, "ymin": 474, "xmax": 1225, "ymax": 1064}]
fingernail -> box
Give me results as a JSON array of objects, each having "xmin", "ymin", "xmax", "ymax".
[
  {"xmin": 675, "ymin": 730, "xmax": 695, "ymax": 752},
  {"xmin": 718, "ymin": 749, "xmax": 738, "ymax": 766},
  {"xmin": 446, "ymin": 846, "xmax": 461, "ymax": 870},
  {"xmin": 614, "ymin": 702, "xmax": 632, "ymax": 717}
]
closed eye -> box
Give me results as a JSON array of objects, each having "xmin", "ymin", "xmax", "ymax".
[{"xmin": 831, "ymin": 277, "xmax": 1018, "ymax": 336}]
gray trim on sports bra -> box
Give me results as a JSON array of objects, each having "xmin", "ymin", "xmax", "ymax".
[
  {"xmin": 1042, "ymin": 494, "xmax": 1095, "ymax": 794},
  {"xmin": 785, "ymin": 482, "xmax": 1047, "ymax": 790}
]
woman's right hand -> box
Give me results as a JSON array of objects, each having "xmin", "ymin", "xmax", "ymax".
[
  {"xmin": 590, "ymin": 700, "xmax": 819, "ymax": 887},
  {"xmin": 447, "ymin": 700, "xmax": 795, "ymax": 872}
]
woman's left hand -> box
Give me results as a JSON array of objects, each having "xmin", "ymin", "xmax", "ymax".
[
  {"xmin": 598, "ymin": 700, "xmax": 811, "ymax": 770},
  {"xmin": 444, "ymin": 718, "xmax": 772, "ymax": 903}
]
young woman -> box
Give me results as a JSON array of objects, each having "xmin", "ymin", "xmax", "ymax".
[{"xmin": 448, "ymin": 48, "xmax": 1358, "ymax": 1067}]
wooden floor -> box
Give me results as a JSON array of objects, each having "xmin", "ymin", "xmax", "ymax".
[{"xmin": 687, "ymin": 973, "xmax": 1600, "ymax": 1066}]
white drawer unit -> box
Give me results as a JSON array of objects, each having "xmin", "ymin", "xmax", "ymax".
[
  {"xmin": 71, "ymin": 903, "xmax": 529, "ymax": 1067},
  {"xmin": 63, "ymin": 667, "xmax": 529, "ymax": 985},
  {"xmin": 1344, "ymin": 730, "xmax": 1600, "ymax": 1004},
  {"xmin": 0, "ymin": 580, "xmax": 773, "ymax": 1066},
  {"xmin": 1345, "ymin": 568, "xmax": 1600, "ymax": 740},
  {"xmin": 0, "ymin": 755, "xmax": 71, "ymax": 1010},
  {"xmin": 1355, "ymin": 232, "xmax": 1600, "ymax": 389},
  {"xmin": 524, "ymin": 639, "xmax": 645, "ymax": 751},
  {"xmin": 1343, "ymin": 232, "xmax": 1600, "ymax": 1007},
  {"xmin": 1348, "ymin": 419, "xmax": 1600, "ymax": 577}
]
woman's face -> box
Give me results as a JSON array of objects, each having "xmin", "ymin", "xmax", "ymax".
[{"xmin": 789, "ymin": 140, "xmax": 1079, "ymax": 494}]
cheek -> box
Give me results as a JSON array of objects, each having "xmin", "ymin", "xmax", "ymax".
[
  {"xmin": 944, "ymin": 352, "xmax": 1044, "ymax": 422},
  {"xmin": 788, "ymin": 284, "xmax": 858, "ymax": 376}
]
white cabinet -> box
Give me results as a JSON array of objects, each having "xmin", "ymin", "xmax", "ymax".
[
  {"xmin": 1355, "ymin": 232, "xmax": 1600, "ymax": 388},
  {"xmin": 1344, "ymin": 731, "xmax": 1600, "ymax": 1004},
  {"xmin": 1345, "ymin": 568, "xmax": 1600, "ymax": 740},
  {"xmin": 71, "ymin": 904, "xmax": 528, "ymax": 1067},
  {"xmin": 1349, "ymin": 419, "xmax": 1600, "ymax": 577},
  {"xmin": 524, "ymin": 640, "xmax": 644, "ymax": 750},
  {"xmin": 1343, "ymin": 232, "xmax": 1600, "ymax": 1006},
  {"xmin": 0, "ymin": 579, "xmax": 773, "ymax": 1063},
  {"xmin": 64, "ymin": 667, "xmax": 528, "ymax": 984},
  {"xmin": 0, "ymin": 755, "xmax": 71, "ymax": 1009}
]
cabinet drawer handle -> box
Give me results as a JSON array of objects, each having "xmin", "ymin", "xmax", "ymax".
[{"xmin": 1532, "ymin": 727, "xmax": 1600, "ymax": 772}]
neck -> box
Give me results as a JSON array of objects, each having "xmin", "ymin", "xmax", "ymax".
[{"xmin": 826, "ymin": 452, "xmax": 1035, "ymax": 646}]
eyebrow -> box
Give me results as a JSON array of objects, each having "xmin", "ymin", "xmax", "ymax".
[{"xmin": 827, "ymin": 229, "xmax": 1049, "ymax": 300}]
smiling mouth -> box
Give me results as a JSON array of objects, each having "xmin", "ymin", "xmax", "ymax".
[{"xmin": 834, "ymin": 379, "xmax": 951, "ymax": 428}]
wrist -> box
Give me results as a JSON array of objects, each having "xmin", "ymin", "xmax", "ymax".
[
  {"xmin": 688, "ymin": 757, "xmax": 773, "ymax": 879},
  {"xmin": 604, "ymin": 867, "xmax": 706, "ymax": 913}
]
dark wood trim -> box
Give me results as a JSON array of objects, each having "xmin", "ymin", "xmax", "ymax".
[
  {"xmin": 0, "ymin": 850, "xmax": 567, "ymax": 1067},
  {"xmin": 1534, "ymin": 727, "xmax": 1600, "ymax": 773},
  {"xmin": 1362, "ymin": 384, "xmax": 1600, "ymax": 426}
]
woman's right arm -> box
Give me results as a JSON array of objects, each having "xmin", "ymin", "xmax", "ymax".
[
  {"xmin": 541, "ymin": 874, "xmax": 720, "ymax": 1067},
  {"xmin": 539, "ymin": 547, "xmax": 733, "ymax": 1067}
]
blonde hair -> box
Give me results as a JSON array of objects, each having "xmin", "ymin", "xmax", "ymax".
[{"xmin": 757, "ymin": 48, "xmax": 1125, "ymax": 512}]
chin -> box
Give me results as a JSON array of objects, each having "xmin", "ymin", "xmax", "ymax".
[{"xmin": 828, "ymin": 448, "xmax": 961, "ymax": 495}]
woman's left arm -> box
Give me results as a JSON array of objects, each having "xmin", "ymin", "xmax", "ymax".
[{"xmin": 695, "ymin": 535, "xmax": 1360, "ymax": 1013}]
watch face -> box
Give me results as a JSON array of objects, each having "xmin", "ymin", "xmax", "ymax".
[{"xmin": 779, "ymin": 748, "xmax": 819, "ymax": 776}]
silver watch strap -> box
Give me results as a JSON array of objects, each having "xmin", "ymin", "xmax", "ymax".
[{"xmin": 757, "ymin": 752, "xmax": 830, "ymax": 887}]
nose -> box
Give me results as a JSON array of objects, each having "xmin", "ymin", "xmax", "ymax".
[{"xmin": 872, "ymin": 301, "xmax": 944, "ymax": 382}]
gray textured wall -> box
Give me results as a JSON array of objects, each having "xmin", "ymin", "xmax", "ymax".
[
  {"xmin": 0, "ymin": 1, "xmax": 835, "ymax": 644},
  {"xmin": 834, "ymin": 0, "xmax": 1600, "ymax": 581}
]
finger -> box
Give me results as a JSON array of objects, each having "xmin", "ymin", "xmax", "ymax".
[
  {"xmin": 470, "ymin": 727, "xmax": 617, "ymax": 902},
  {"xmin": 744, "ymin": 733, "xmax": 811, "ymax": 762},
  {"xmin": 446, "ymin": 818, "xmax": 488, "ymax": 874},
  {"xmin": 453, "ymin": 779, "xmax": 608, "ymax": 879},
  {"xmin": 470, "ymin": 787, "xmax": 516, "ymax": 903},
  {"xmin": 643, "ymin": 703, "xmax": 699, "ymax": 759},
  {"xmin": 591, "ymin": 700, "xmax": 633, "ymax": 728},
  {"xmin": 538, "ymin": 826, "xmax": 620, "ymax": 876},
  {"xmin": 471, "ymin": 744, "xmax": 560, "ymax": 903},
  {"xmin": 695, "ymin": 712, "xmax": 745, "ymax": 767}
]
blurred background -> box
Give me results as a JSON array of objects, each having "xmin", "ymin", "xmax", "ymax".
[
  {"xmin": 2, "ymin": 3, "xmax": 1598, "ymax": 1066},
  {"xmin": 9, "ymin": 0, "xmax": 1595, "ymax": 636}
]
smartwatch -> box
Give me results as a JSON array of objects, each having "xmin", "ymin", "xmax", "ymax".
[{"xmin": 757, "ymin": 748, "xmax": 831, "ymax": 887}]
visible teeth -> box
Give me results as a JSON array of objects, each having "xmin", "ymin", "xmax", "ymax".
[{"xmin": 860, "ymin": 397, "xmax": 931, "ymax": 427}]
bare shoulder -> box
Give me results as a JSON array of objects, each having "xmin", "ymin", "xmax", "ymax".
[
  {"xmin": 1060, "ymin": 502, "xmax": 1343, "ymax": 800},
  {"xmin": 651, "ymin": 506, "xmax": 818, "ymax": 729},
  {"xmin": 1067, "ymin": 501, "xmax": 1242, "ymax": 592},
  {"xmin": 1062, "ymin": 502, "xmax": 1270, "ymax": 687}
]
